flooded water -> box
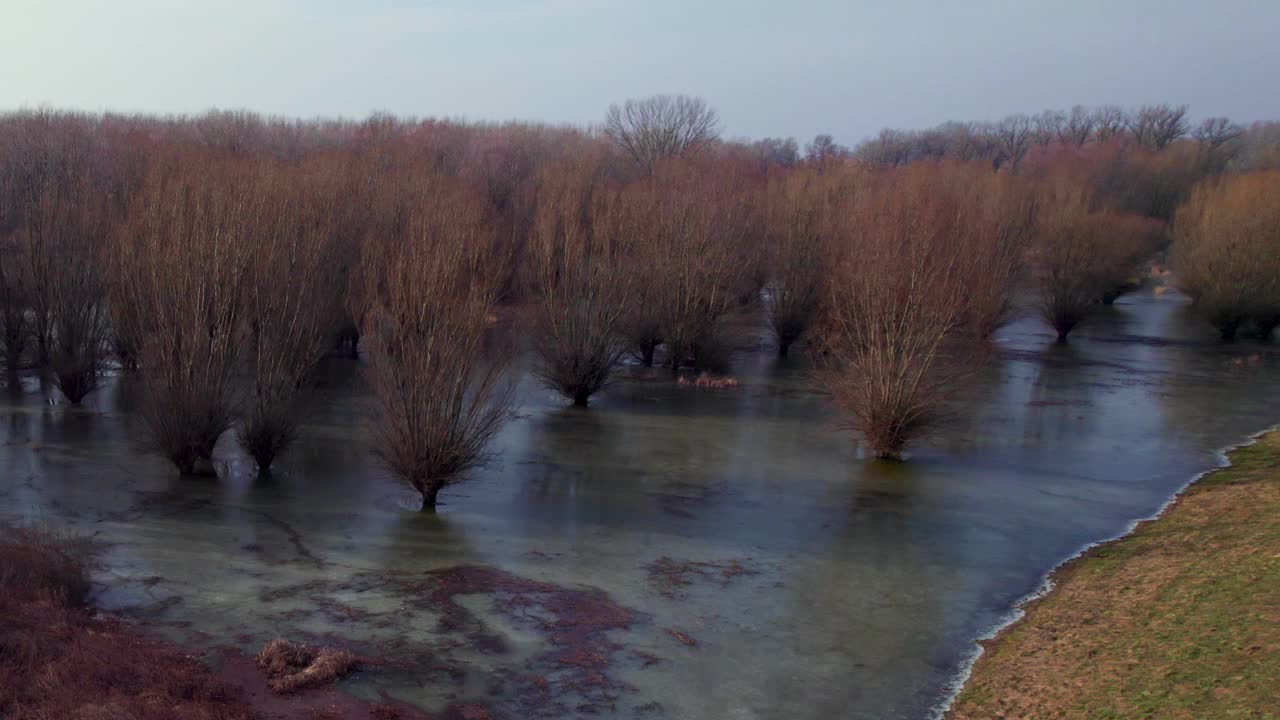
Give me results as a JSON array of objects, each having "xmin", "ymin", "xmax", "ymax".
[{"xmin": 2, "ymin": 287, "xmax": 1278, "ymax": 720}]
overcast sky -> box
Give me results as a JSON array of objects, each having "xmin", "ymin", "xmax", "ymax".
[{"xmin": 2, "ymin": 0, "xmax": 1277, "ymax": 145}]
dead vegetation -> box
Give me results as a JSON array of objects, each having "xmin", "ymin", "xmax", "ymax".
[{"xmin": 255, "ymin": 639, "xmax": 358, "ymax": 694}]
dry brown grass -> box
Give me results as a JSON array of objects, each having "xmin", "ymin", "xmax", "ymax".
[
  {"xmin": 950, "ymin": 432, "xmax": 1280, "ymax": 720},
  {"xmin": 111, "ymin": 150, "xmax": 259, "ymax": 474},
  {"xmin": 255, "ymin": 639, "xmax": 358, "ymax": 694},
  {"xmin": 527, "ymin": 151, "xmax": 633, "ymax": 406},
  {"xmin": 1174, "ymin": 170, "xmax": 1280, "ymax": 341},
  {"xmin": 359, "ymin": 170, "xmax": 514, "ymax": 510}
]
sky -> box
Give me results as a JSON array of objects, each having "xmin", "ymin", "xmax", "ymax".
[{"xmin": 2, "ymin": 0, "xmax": 1278, "ymax": 145}]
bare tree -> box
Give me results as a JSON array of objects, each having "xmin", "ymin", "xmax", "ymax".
[
  {"xmin": 1091, "ymin": 105, "xmax": 1129, "ymax": 143},
  {"xmin": 527, "ymin": 153, "xmax": 634, "ymax": 406},
  {"xmin": 604, "ymin": 95, "xmax": 720, "ymax": 171},
  {"xmin": 764, "ymin": 167, "xmax": 847, "ymax": 356},
  {"xmin": 111, "ymin": 152, "xmax": 257, "ymax": 475},
  {"xmin": 621, "ymin": 160, "xmax": 761, "ymax": 374},
  {"xmin": 0, "ymin": 235, "xmax": 28, "ymax": 376},
  {"xmin": 1129, "ymin": 104, "xmax": 1189, "ymax": 151},
  {"xmin": 360, "ymin": 171, "xmax": 514, "ymax": 510},
  {"xmin": 18, "ymin": 168, "xmax": 114, "ymax": 403},
  {"xmin": 1060, "ymin": 106, "xmax": 1096, "ymax": 147},
  {"xmin": 813, "ymin": 165, "xmax": 986, "ymax": 460},
  {"xmin": 805, "ymin": 134, "xmax": 849, "ymax": 168},
  {"xmin": 1193, "ymin": 117, "xmax": 1242, "ymax": 152},
  {"xmin": 239, "ymin": 161, "xmax": 345, "ymax": 471},
  {"xmin": 1032, "ymin": 110, "xmax": 1066, "ymax": 147},
  {"xmin": 992, "ymin": 115, "xmax": 1033, "ymax": 172},
  {"xmin": 1175, "ymin": 171, "xmax": 1280, "ymax": 341},
  {"xmin": 751, "ymin": 137, "xmax": 800, "ymax": 169},
  {"xmin": 1193, "ymin": 117, "xmax": 1244, "ymax": 171},
  {"xmin": 1034, "ymin": 183, "xmax": 1165, "ymax": 340}
]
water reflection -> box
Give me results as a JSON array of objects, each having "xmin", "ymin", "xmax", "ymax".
[{"xmin": 2, "ymin": 289, "xmax": 1279, "ymax": 720}]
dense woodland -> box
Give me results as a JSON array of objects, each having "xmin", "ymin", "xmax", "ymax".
[{"xmin": 1, "ymin": 99, "xmax": 1278, "ymax": 508}]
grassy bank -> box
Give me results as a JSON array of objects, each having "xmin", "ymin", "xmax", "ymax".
[{"xmin": 949, "ymin": 430, "xmax": 1280, "ymax": 720}]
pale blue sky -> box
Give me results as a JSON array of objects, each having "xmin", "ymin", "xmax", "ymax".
[{"xmin": 2, "ymin": 0, "xmax": 1277, "ymax": 144}]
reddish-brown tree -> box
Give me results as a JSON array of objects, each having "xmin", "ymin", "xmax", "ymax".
[
  {"xmin": 812, "ymin": 166, "xmax": 1003, "ymax": 460},
  {"xmin": 527, "ymin": 153, "xmax": 634, "ymax": 406},
  {"xmin": 359, "ymin": 172, "xmax": 514, "ymax": 510},
  {"xmin": 239, "ymin": 161, "xmax": 346, "ymax": 471},
  {"xmin": 1174, "ymin": 171, "xmax": 1280, "ymax": 341},
  {"xmin": 620, "ymin": 160, "xmax": 761, "ymax": 374},
  {"xmin": 111, "ymin": 151, "xmax": 258, "ymax": 475}
]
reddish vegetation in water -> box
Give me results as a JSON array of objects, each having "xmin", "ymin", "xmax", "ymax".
[
  {"xmin": 676, "ymin": 372, "xmax": 740, "ymax": 390},
  {"xmin": 0, "ymin": 527, "xmax": 433, "ymax": 720},
  {"xmin": 278, "ymin": 564, "xmax": 643, "ymax": 718},
  {"xmin": 645, "ymin": 556, "xmax": 758, "ymax": 598},
  {"xmin": 420, "ymin": 565, "xmax": 639, "ymax": 714},
  {"xmin": 664, "ymin": 628, "xmax": 698, "ymax": 648}
]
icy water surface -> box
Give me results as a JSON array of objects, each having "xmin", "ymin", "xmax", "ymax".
[{"xmin": 3, "ymin": 288, "xmax": 1279, "ymax": 720}]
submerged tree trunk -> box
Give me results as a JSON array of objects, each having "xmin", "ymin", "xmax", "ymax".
[
  {"xmin": 639, "ymin": 340, "xmax": 657, "ymax": 368},
  {"xmin": 419, "ymin": 482, "xmax": 443, "ymax": 512}
]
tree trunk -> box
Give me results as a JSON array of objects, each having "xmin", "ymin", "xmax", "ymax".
[{"xmin": 420, "ymin": 483, "xmax": 443, "ymax": 511}]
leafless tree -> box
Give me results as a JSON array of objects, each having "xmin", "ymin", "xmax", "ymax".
[
  {"xmin": 764, "ymin": 167, "xmax": 847, "ymax": 356},
  {"xmin": 1091, "ymin": 106, "xmax": 1129, "ymax": 143},
  {"xmin": 604, "ymin": 95, "xmax": 720, "ymax": 172},
  {"xmin": 1034, "ymin": 183, "xmax": 1165, "ymax": 340},
  {"xmin": 805, "ymin": 133, "xmax": 849, "ymax": 169},
  {"xmin": 527, "ymin": 153, "xmax": 634, "ymax": 406},
  {"xmin": 359, "ymin": 171, "xmax": 514, "ymax": 510},
  {"xmin": 1060, "ymin": 106, "xmax": 1096, "ymax": 147},
  {"xmin": 1175, "ymin": 171, "xmax": 1280, "ymax": 341},
  {"xmin": 1128, "ymin": 104, "xmax": 1189, "ymax": 151},
  {"xmin": 750, "ymin": 137, "xmax": 800, "ymax": 169},
  {"xmin": 18, "ymin": 168, "xmax": 114, "ymax": 403},
  {"xmin": 1032, "ymin": 110, "xmax": 1066, "ymax": 147},
  {"xmin": 992, "ymin": 115, "xmax": 1033, "ymax": 172},
  {"xmin": 111, "ymin": 152, "xmax": 257, "ymax": 475},
  {"xmin": 239, "ymin": 161, "xmax": 346, "ymax": 471},
  {"xmin": 621, "ymin": 160, "xmax": 761, "ymax": 374},
  {"xmin": 0, "ymin": 236, "xmax": 29, "ymax": 376},
  {"xmin": 812, "ymin": 165, "xmax": 986, "ymax": 460},
  {"xmin": 1193, "ymin": 117, "xmax": 1244, "ymax": 172}
]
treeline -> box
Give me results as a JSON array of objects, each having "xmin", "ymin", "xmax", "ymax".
[{"xmin": 0, "ymin": 97, "xmax": 1276, "ymax": 508}]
